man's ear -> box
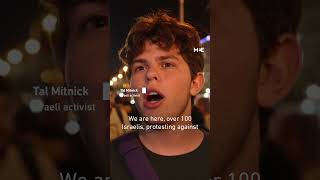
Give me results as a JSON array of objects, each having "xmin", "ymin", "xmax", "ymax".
[
  {"xmin": 190, "ymin": 72, "xmax": 205, "ymax": 96},
  {"xmin": 258, "ymin": 34, "xmax": 302, "ymax": 107}
]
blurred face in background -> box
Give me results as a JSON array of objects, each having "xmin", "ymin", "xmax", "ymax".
[
  {"xmin": 63, "ymin": 1, "xmax": 110, "ymax": 176},
  {"xmin": 212, "ymin": 0, "xmax": 261, "ymax": 174},
  {"xmin": 212, "ymin": 0, "xmax": 301, "ymax": 176},
  {"xmin": 65, "ymin": 1, "xmax": 109, "ymax": 87}
]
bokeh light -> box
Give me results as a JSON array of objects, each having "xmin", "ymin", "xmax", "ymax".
[
  {"xmin": 29, "ymin": 98, "xmax": 44, "ymax": 113},
  {"xmin": 123, "ymin": 66, "xmax": 129, "ymax": 72},
  {"xmin": 25, "ymin": 38, "xmax": 41, "ymax": 55},
  {"xmin": 0, "ymin": 59, "xmax": 11, "ymax": 77},
  {"xmin": 112, "ymin": 77, "xmax": 118, "ymax": 82},
  {"xmin": 7, "ymin": 49, "xmax": 23, "ymax": 64},
  {"xmin": 42, "ymin": 14, "xmax": 58, "ymax": 33},
  {"xmin": 300, "ymin": 99, "xmax": 316, "ymax": 114},
  {"xmin": 118, "ymin": 73, "xmax": 123, "ymax": 79},
  {"xmin": 306, "ymin": 84, "xmax": 320, "ymax": 100},
  {"xmin": 65, "ymin": 120, "xmax": 80, "ymax": 135}
]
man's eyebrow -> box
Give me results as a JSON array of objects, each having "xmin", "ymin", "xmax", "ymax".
[
  {"xmin": 132, "ymin": 55, "xmax": 180, "ymax": 64},
  {"xmin": 157, "ymin": 55, "xmax": 180, "ymax": 61},
  {"xmin": 132, "ymin": 58, "xmax": 147, "ymax": 64}
]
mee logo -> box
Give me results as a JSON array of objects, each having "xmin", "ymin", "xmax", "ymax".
[{"xmin": 193, "ymin": 47, "xmax": 204, "ymax": 52}]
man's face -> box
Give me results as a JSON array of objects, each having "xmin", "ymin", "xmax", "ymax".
[
  {"xmin": 130, "ymin": 41, "xmax": 193, "ymax": 120},
  {"xmin": 212, "ymin": 0, "xmax": 261, "ymax": 173},
  {"xmin": 66, "ymin": 2, "xmax": 109, "ymax": 89},
  {"xmin": 63, "ymin": 3, "xmax": 109, "ymax": 175}
]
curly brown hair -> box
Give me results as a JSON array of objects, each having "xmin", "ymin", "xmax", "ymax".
[{"xmin": 118, "ymin": 11, "xmax": 205, "ymax": 79}]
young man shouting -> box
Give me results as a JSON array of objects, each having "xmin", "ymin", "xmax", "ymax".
[{"xmin": 111, "ymin": 12, "xmax": 210, "ymax": 180}]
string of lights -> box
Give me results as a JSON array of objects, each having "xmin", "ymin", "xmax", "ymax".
[{"xmin": 0, "ymin": 13, "xmax": 59, "ymax": 81}]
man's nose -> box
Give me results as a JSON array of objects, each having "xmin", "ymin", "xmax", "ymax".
[{"xmin": 146, "ymin": 67, "xmax": 160, "ymax": 82}]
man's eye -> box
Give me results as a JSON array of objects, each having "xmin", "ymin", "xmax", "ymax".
[
  {"xmin": 81, "ymin": 15, "xmax": 108, "ymax": 32},
  {"xmin": 134, "ymin": 66, "xmax": 145, "ymax": 72},
  {"xmin": 161, "ymin": 62, "xmax": 175, "ymax": 68}
]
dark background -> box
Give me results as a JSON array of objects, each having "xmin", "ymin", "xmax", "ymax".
[{"xmin": 0, "ymin": 0, "xmax": 319, "ymax": 179}]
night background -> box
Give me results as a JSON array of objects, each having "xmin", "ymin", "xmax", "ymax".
[{"xmin": 0, "ymin": 0, "xmax": 319, "ymax": 179}]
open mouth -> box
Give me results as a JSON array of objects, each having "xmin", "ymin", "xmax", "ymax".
[
  {"xmin": 143, "ymin": 89, "xmax": 165, "ymax": 108},
  {"xmin": 146, "ymin": 91, "xmax": 164, "ymax": 102}
]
